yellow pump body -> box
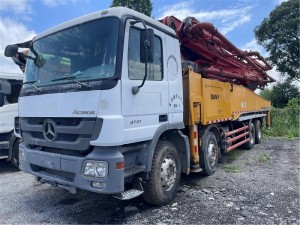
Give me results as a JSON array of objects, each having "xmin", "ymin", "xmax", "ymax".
[{"xmin": 183, "ymin": 67, "xmax": 271, "ymax": 166}]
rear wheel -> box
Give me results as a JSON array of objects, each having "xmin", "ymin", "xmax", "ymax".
[
  {"xmin": 143, "ymin": 141, "xmax": 181, "ymax": 206},
  {"xmin": 244, "ymin": 122, "xmax": 255, "ymax": 150},
  {"xmin": 253, "ymin": 120, "xmax": 262, "ymax": 144},
  {"xmin": 200, "ymin": 131, "xmax": 219, "ymax": 176}
]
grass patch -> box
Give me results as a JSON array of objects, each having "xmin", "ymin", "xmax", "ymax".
[
  {"xmin": 224, "ymin": 164, "xmax": 241, "ymax": 173},
  {"xmin": 258, "ymin": 153, "xmax": 270, "ymax": 163},
  {"xmin": 263, "ymin": 99, "xmax": 300, "ymax": 139},
  {"xmin": 244, "ymin": 160, "xmax": 252, "ymax": 165},
  {"xmin": 227, "ymin": 150, "xmax": 243, "ymax": 160}
]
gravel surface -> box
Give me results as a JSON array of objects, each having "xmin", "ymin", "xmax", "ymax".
[{"xmin": 0, "ymin": 137, "xmax": 299, "ymax": 224}]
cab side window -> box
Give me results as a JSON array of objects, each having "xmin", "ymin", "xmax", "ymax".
[{"xmin": 128, "ymin": 27, "xmax": 163, "ymax": 80}]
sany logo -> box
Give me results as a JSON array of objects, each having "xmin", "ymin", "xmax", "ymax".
[
  {"xmin": 72, "ymin": 110, "xmax": 95, "ymax": 115},
  {"xmin": 211, "ymin": 94, "xmax": 219, "ymax": 100}
]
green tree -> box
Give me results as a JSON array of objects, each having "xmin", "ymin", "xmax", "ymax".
[
  {"xmin": 260, "ymin": 81, "xmax": 300, "ymax": 108},
  {"xmin": 260, "ymin": 88, "xmax": 272, "ymax": 101},
  {"xmin": 254, "ymin": 0, "xmax": 299, "ymax": 81},
  {"xmin": 111, "ymin": 0, "xmax": 153, "ymax": 17}
]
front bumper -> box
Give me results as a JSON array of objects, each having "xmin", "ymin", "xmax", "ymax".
[
  {"xmin": 0, "ymin": 131, "xmax": 14, "ymax": 157},
  {"xmin": 19, "ymin": 143, "xmax": 124, "ymax": 194},
  {"xmin": 0, "ymin": 141, "xmax": 9, "ymax": 157}
]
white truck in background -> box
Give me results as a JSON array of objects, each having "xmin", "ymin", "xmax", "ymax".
[{"xmin": 0, "ymin": 73, "xmax": 23, "ymax": 167}]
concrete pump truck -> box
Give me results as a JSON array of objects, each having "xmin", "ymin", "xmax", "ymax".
[{"xmin": 3, "ymin": 7, "xmax": 274, "ymax": 205}]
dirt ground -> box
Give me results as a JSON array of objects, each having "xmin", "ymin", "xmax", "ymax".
[{"xmin": 0, "ymin": 137, "xmax": 299, "ymax": 224}]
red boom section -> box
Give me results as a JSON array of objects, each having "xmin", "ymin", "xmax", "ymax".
[{"xmin": 161, "ymin": 16, "xmax": 275, "ymax": 90}]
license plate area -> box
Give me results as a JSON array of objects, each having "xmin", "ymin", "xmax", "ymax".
[{"xmin": 28, "ymin": 152, "xmax": 61, "ymax": 170}]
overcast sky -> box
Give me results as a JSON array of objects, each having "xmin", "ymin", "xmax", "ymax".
[{"xmin": 0, "ymin": 0, "xmax": 287, "ymax": 82}]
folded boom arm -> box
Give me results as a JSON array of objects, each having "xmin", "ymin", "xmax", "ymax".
[{"xmin": 161, "ymin": 16, "xmax": 275, "ymax": 90}]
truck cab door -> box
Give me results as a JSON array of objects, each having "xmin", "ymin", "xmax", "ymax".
[{"xmin": 121, "ymin": 20, "xmax": 168, "ymax": 144}]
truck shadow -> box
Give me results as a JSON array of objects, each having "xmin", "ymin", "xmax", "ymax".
[
  {"xmin": 53, "ymin": 174, "xmax": 208, "ymax": 224},
  {"xmin": 40, "ymin": 169, "xmax": 216, "ymax": 223},
  {"xmin": 54, "ymin": 192, "xmax": 156, "ymax": 224},
  {"xmin": 15, "ymin": 168, "xmax": 217, "ymax": 224},
  {"xmin": 21, "ymin": 160, "xmax": 237, "ymax": 224},
  {"xmin": 0, "ymin": 159, "xmax": 19, "ymax": 174},
  {"xmin": 11, "ymin": 150, "xmax": 248, "ymax": 224}
]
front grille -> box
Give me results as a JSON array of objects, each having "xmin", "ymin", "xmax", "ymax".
[
  {"xmin": 20, "ymin": 117, "xmax": 102, "ymax": 151},
  {"xmin": 42, "ymin": 146, "xmax": 92, "ymax": 157}
]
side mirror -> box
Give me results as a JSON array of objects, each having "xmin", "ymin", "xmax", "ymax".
[
  {"xmin": 140, "ymin": 28, "xmax": 154, "ymax": 63},
  {"xmin": 0, "ymin": 92, "xmax": 5, "ymax": 107},
  {"xmin": 4, "ymin": 45, "xmax": 19, "ymax": 57}
]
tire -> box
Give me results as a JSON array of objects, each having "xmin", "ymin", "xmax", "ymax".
[
  {"xmin": 253, "ymin": 120, "xmax": 262, "ymax": 144},
  {"xmin": 244, "ymin": 122, "xmax": 255, "ymax": 150},
  {"xmin": 143, "ymin": 141, "xmax": 181, "ymax": 206},
  {"xmin": 200, "ymin": 131, "xmax": 219, "ymax": 176},
  {"xmin": 11, "ymin": 138, "xmax": 21, "ymax": 169}
]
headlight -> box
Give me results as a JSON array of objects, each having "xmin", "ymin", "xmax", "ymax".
[{"xmin": 82, "ymin": 161, "xmax": 108, "ymax": 178}]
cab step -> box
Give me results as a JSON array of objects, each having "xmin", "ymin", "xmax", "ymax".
[
  {"xmin": 113, "ymin": 179, "xmax": 144, "ymax": 200},
  {"xmin": 113, "ymin": 188, "xmax": 144, "ymax": 200}
]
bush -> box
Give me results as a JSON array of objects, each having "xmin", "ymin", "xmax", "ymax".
[{"xmin": 263, "ymin": 98, "xmax": 300, "ymax": 138}]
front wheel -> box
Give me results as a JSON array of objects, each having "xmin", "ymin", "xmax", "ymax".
[
  {"xmin": 143, "ymin": 141, "xmax": 181, "ymax": 206},
  {"xmin": 200, "ymin": 131, "xmax": 219, "ymax": 176}
]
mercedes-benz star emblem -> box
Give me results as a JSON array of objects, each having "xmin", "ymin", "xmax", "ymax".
[{"xmin": 43, "ymin": 120, "xmax": 57, "ymax": 142}]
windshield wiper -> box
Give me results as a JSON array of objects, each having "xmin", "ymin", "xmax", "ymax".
[
  {"xmin": 23, "ymin": 80, "xmax": 43, "ymax": 93},
  {"xmin": 51, "ymin": 74, "xmax": 77, "ymax": 81},
  {"xmin": 51, "ymin": 73, "xmax": 91, "ymax": 88}
]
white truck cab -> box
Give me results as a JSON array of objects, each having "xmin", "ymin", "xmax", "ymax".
[
  {"xmin": 0, "ymin": 73, "xmax": 23, "ymax": 166},
  {"xmin": 4, "ymin": 7, "xmax": 187, "ymax": 205}
]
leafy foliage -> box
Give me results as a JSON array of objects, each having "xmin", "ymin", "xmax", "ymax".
[
  {"xmin": 111, "ymin": 0, "xmax": 153, "ymax": 16},
  {"xmin": 260, "ymin": 81, "xmax": 300, "ymax": 108},
  {"xmin": 263, "ymin": 98, "xmax": 300, "ymax": 138},
  {"xmin": 254, "ymin": 0, "xmax": 299, "ymax": 81}
]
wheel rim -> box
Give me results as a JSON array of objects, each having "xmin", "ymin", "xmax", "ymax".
[
  {"xmin": 207, "ymin": 141, "xmax": 217, "ymax": 167},
  {"xmin": 160, "ymin": 155, "xmax": 177, "ymax": 191}
]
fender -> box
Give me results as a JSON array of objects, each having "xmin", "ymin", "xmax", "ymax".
[{"xmin": 146, "ymin": 122, "xmax": 190, "ymax": 174}]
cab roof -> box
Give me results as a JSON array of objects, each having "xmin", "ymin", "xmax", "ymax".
[{"xmin": 34, "ymin": 7, "xmax": 176, "ymax": 41}]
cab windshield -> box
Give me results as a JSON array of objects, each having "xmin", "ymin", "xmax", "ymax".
[{"xmin": 24, "ymin": 17, "xmax": 119, "ymax": 87}]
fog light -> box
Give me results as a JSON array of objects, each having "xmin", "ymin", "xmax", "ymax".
[
  {"xmin": 92, "ymin": 181, "xmax": 106, "ymax": 189},
  {"xmin": 82, "ymin": 161, "xmax": 108, "ymax": 178},
  {"xmin": 19, "ymin": 149, "xmax": 26, "ymax": 162},
  {"xmin": 19, "ymin": 149, "xmax": 26, "ymax": 169}
]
